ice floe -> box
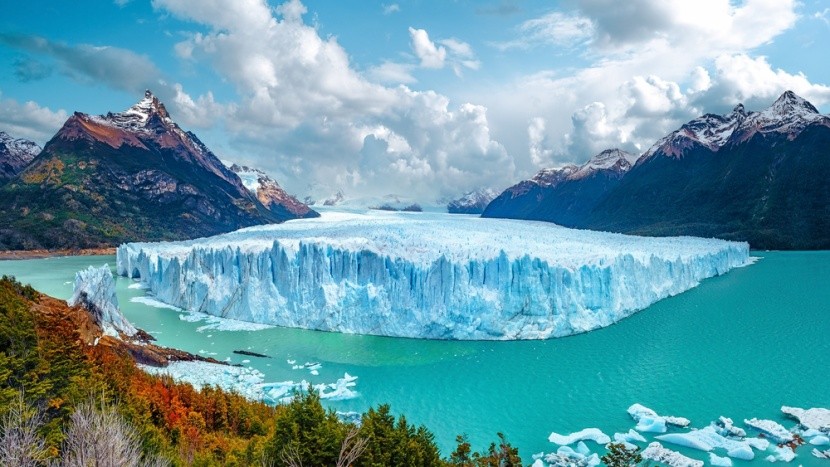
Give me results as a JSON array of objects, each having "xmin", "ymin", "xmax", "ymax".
[
  {"xmin": 781, "ymin": 406, "xmax": 830, "ymax": 432},
  {"xmin": 642, "ymin": 442, "xmax": 703, "ymax": 467},
  {"xmin": 714, "ymin": 416, "xmax": 747, "ymax": 438},
  {"xmin": 627, "ymin": 403, "xmax": 690, "ymax": 433},
  {"xmin": 744, "ymin": 418, "xmax": 794, "ymax": 443},
  {"xmin": 709, "ymin": 453, "xmax": 733, "ymax": 467},
  {"xmin": 548, "ymin": 428, "xmax": 610, "ymax": 446}
]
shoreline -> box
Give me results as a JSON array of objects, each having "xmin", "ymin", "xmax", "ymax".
[{"xmin": 0, "ymin": 247, "xmax": 116, "ymax": 260}]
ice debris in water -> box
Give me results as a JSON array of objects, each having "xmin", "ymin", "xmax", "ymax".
[
  {"xmin": 627, "ymin": 403, "xmax": 690, "ymax": 433},
  {"xmin": 69, "ymin": 265, "xmax": 137, "ymax": 337},
  {"xmin": 781, "ymin": 406, "xmax": 830, "ymax": 432},
  {"xmin": 641, "ymin": 442, "xmax": 703, "ymax": 467},
  {"xmin": 116, "ymin": 210, "xmax": 750, "ymax": 340},
  {"xmin": 548, "ymin": 428, "xmax": 610, "ymax": 446},
  {"xmin": 744, "ymin": 418, "xmax": 794, "ymax": 443},
  {"xmin": 140, "ymin": 362, "xmax": 358, "ymax": 404}
]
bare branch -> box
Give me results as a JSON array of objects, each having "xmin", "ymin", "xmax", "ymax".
[
  {"xmin": 336, "ymin": 426, "xmax": 368, "ymax": 467},
  {"xmin": 0, "ymin": 390, "xmax": 48, "ymax": 467}
]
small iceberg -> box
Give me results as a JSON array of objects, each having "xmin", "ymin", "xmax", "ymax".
[
  {"xmin": 548, "ymin": 428, "xmax": 610, "ymax": 446},
  {"xmin": 627, "ymin": 403, "xmax": 690, "ymax": 433},
  {"xmin": 642, "ymin": 442, "xmax": 703, "ymax": 467},
  {"xmin": 714, "ymin": 416, "xmax": 746, "ymax": 438},
  {"xmin": 781, "ymin": 406, "xmax": 830, "ymax": 432},
  {"xmin": 709, "ymin": 453, "xmax": 733, "ymax": 467},
  {"xmin": 744, "ymin": 418, "xmax": 794, "ymax": 443}
]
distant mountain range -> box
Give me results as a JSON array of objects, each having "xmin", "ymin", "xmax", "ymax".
[
  {"xmin": 0, "ymin": 91, "xmax": 316, "ymax": 250},
  {"xmin": 484, "ymin": 91, "xmax": 830, "ymax": 249},
  {"xmin": 447, "ymin": 188, "xmax": 499, "ymax": 214},
  {"xmin": 0, "ymin": 131, "xmax": 41, "ymax": 181}
]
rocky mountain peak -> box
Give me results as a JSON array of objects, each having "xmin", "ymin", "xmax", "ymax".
[
  {"xmin": 0, "ymin": 131, "xmax": 41, "ymax": 181},
  {"xmin": 769, "ymin": 90, "xmax": 819, "ymax": 116}
]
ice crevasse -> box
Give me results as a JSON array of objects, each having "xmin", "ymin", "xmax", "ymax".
[{"xmin": 116, "ymin": 211, "xmax": 751, "ymax": 340}]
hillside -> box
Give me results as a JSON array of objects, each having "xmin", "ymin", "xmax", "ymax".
[
  {"xmin": 483, "ymin": 92, "xmax": 830, "ymax": 249},
  {"xmin": 0, "ymin": 91, "xmax": 316, "ymax": 251}
]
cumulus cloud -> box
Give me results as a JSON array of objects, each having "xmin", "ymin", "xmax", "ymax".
[
  {"xmin": 409, "ymin": 27, "xmax": 447, "ymax": 69},
  {"xmin": 0, "ymin": 93, "xmax": 68, "ymax": 143},
  {"xmin": 479, "ymin": 0, "xmax": 819, "ymax": 172},
  {"xmin": 528, "ymin": 117, "xmax": 553, "ymax": 167},
  {"xmin": 152, "ymin": 0, "xmax": 512, "ymax": 200}
]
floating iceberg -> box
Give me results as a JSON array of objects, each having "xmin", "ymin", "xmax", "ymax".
[
  {"xmin": 641, "ymin": 442, "xmax": 703, "ymax": 467},
  {"xmin": 714, "ymin": 416, "xmax": 746, "ymax": 438},
  {"xmin": 655, "ymin": 426, "xmax": 758, "ymax": 460},
  {"xmin": 69, "ymin": 265, "xmax": 137, "ymax": 337},
  {"xmin": 781, "ymin": 406, "xmax": 830, "ymax": 432},
  {"xmin": 744, "ymin": 418, "xmax": 794, "ymax": 443},
  {"xmin": 709, "ymin": 453, "xmax": 733, "ymax": 467},
  {"xmin": 117, "ymin": 211, "xmax": 750, "ymax": 340},
  {"xmin": 614, "ymin": 429, "xmax": 647, "ymax": 445},
  {"xmin": 548, "ymin": 428, "xmax": 610, "ymax": 446},
  {"xmin": 628, "ymin": 403, "xmax": 690, "ymax": 433}
]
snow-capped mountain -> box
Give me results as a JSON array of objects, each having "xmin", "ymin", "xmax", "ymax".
[
  {"xmin": 0, "ymin": 90, "xmax": 312, "ymax": 250},
  {"xmin": 447, "ymin": 188, "xmax": 499, "ymax": 214},
  {"xmin": 227, "ymin": 164, "xmax": 317, "ymax": 218},
  {"xmin": 642, "ymin": 91, "xmax": 830, "ymax": 161},
  {"xmin": 0, "ymin": 131, "xmax": 41, "ymax": 181},
  {"xmin": 483, "ymin": 91, "xmax": 830, "ymax": 249}
]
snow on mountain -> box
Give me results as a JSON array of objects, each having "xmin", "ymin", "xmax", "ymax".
[
  {"xmin": 447, "ymin": 188, "xmax": 499, "ymax": 214},
  {"xmin": 116, "ymin": 210, "xmax": 749, "ymax": 340},
  {"xmin": 227, "ymin": 163, "xmax": 315, "ymax": 217},
  {"xmin": 643, "ymin": 90, "xmax": 830, "ymax": 160},
  {"xmin": 68, "ymin": 265, "xmax": 137, "ymax": 337},
  {"xmin": 0, "ymin": 131, "xmax": 41, "ymax": 180},
  {"xmin": 525, "ymin": 148, "xmax": 638, "ymax": 190}
]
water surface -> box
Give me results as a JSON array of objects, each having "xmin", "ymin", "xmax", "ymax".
[{"xmin": 1, "ymin": 251, "xmax": 827, "ymax": 465}]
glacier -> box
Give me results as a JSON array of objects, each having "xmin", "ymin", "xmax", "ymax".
[
  {"xmin": 69, "ymin": 264, "xmax": 137, "ymax": 337},
  {"xmin": 116, "ymin": 210, "xmax": 750, "ymax": 340}
]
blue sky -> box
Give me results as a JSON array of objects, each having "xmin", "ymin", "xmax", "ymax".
[{"xmin": 1, "ymin": 0, "xmax": 829, "ymax": 201}]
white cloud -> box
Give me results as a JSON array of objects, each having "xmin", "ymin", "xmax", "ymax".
[
  {"xmin": 528, "ymin": 117, "xmax": 553, "ymax": 167},
  {"xmin": 494, "ymin": 11, "xmax": 594, "ymax": 50},
  {"xmin": 0, "ymin": 93, "xmax": 68, "ymax": 144},
  {"xmin": 367, "ymin": 61, "xmax": 417, "ymax": 84},
  {"xmin": 152, "ymin": 0, "xmax": 512, "ymax": 200},
  {"xmin": 476, "ymin": 0, "xmax": 818, "ymax": 172},
  {"xmin": 409, "ymin": 27, "xmax": 447, "ymax": 69},
  {"xmin": 382, "ymin": 3, "xmax": 400, "ymax": 15}
]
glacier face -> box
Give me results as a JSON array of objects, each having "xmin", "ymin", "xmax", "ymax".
[
  {"xmin": 69, "ymin": 264, "xmax": 137, "ymax": 337},
  {"xmin": 116, "ymin": 211, "xmax": 750, "ymax": 340}
]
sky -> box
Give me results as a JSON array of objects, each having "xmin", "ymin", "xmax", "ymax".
[{"xmin": 1, "ymin": 0, "xmax": 829, "ymax": 202}]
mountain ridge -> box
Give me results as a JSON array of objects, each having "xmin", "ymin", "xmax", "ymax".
[
  {"xmin": 0, "ymin": 90, "xmax": 316, "ymax": 250},
  {"xmin": 483, "ymin": 91, "xmax": 830, "ymax": 249}
]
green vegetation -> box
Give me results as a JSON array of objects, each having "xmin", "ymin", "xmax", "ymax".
[
  {"xmin": 601, "ymin": 443, "xmax": 642, "ymax": 467},
  {"xmin": 0, "ymin": 275, "xmax": 523, "ymax": 466}
]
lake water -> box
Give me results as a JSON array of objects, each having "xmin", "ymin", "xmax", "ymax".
[{"xmin": 1, "ymin": 251, "xmax": 827, "ymax": 465}]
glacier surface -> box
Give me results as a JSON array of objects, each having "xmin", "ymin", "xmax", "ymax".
[{"xmin": 116, "ymin": 210, "xmax": 750, "ymax": 340}]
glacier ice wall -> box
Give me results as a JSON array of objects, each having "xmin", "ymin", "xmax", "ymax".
[
  {"xmin": 116, "ymin": 211, "xmax": 750, "ymax": 340},
  {"xmin": 69, "ymin": 264, "xmax": 137, "ymax": 337}
]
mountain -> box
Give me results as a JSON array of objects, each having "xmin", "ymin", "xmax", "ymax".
[
  {"xmin": 0, "ymin": 90, "xmax": 314, "ymax": 250},
  {"xmin": 447, "ymin": 188, "xmax": 498, "ymax": 214},
  {"xmin": 482, "ymin": 91, "xmax": 830, "ymax": 249},
  {"xmin": 0, "ymin": 131, "xmax": 41, "ymax": 182},
  {"xmin": 227, "ymin": 163, "xmax": 318, "ymax": 219},
  {"xmin": 484, "ymin": 148, "xmax": 639, "ymax": 227}
]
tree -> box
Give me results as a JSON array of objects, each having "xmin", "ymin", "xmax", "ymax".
[
  {"xmin": 601, "ymin": 443, "xmax": 642, "ymax": 467},
  {"xmin": 448, "ymin": 434, "xmax": 474, "ymax": 466},
  {"xmin": 474, "ymin": 432, "xmax": 522, "ymax": 467},
  {"xmin": 0, "ymin": 390, "xmax": 48, "ymax": 467},
  {"xmin": 61, "ymin": 395, "xmax": 168, "ymax": 467}
]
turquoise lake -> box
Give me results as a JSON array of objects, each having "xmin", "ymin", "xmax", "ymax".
[{"xmin": 1, "ymin": 251, "xmax": 827, "ymax": 465}]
